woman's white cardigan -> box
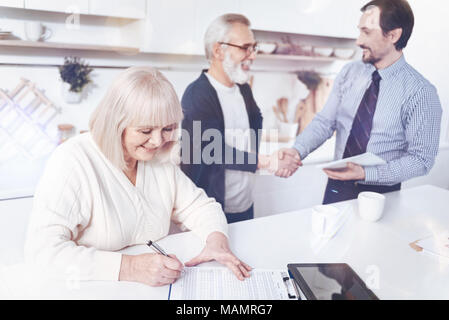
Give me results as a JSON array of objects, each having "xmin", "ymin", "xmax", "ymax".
[{"xmin": 24, "ymin": 133, "xmax": 228, "ymax": 281}]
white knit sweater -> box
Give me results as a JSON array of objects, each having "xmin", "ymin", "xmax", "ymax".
[{"xmin": 24, "ymin": 133, "xmax": 228, "ymax": 281}]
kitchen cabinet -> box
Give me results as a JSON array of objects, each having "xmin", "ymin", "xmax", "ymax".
[
  {"xmin": 24, "ymin": 0, "xmax": 89, "ymax": 14},
  {"xmin": 238, "ymin": 0, "xmax": 366, "ymax": 39},
  {"xmin": 0, "ymin": 0, "xmax": 23, "ymax": 8},
  {"xmin": 143, "ymin": 0, "xmax": 198, "ymax": 54},
  {"xmin": 143, "ymin": 0, "xmax": 364, "ymax": 55},
  {"xmin": 88, "ymin": 0, "xmax": 146, "ymax": 19},
  {"xmin": 143, "ymin": 0, "xmax": 242, "ymax": 55},
  {"xmin": 193, "ymin": 0, "xmax": 241, "ymax": 54}
]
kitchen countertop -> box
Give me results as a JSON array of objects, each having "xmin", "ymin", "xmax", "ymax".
[{"xmin": 0, "ymin": 154, "xmax": 49, "ymax": 200}]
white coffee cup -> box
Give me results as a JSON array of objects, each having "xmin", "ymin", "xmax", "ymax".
[
  {"xmin": 311, "ymin": 205, "xmax": 341, "ymax": 238},
  {"xmin": 357, "ymin": 191, "xmax": 386, "ymax": 222},
  {"xmin": 24, "ymin": 22, "xmax": 52, "ymax": 41}
]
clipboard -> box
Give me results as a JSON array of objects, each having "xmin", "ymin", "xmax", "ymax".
[{"xmin": 281, "ymin": 271, "xmax": 301, "ymax": 300}]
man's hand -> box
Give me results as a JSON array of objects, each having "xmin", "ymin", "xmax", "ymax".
[
  {"xmin": 274, "ymin": 148, "xmax": 303, "ymax": 178},
  {"xmin": 323, "ymin": 162, "xmax": 366, "ymax": 181},
  {"xmin": 258, "ymin": 148, "xmax": 302, "ymax": 178}
]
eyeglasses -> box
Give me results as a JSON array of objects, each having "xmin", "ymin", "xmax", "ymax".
[{"xmin": 218, "ymin": 42, "xmax": 259, "ymax": 56}]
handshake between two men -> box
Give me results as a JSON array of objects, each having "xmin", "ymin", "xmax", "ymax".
[
  {"xmin": 258, "ymin": 148, "xmax": 303, "ymax": 178},
  {"xmin": 260, "ymin": 148, "xmax": 367, "ymax": 181}
]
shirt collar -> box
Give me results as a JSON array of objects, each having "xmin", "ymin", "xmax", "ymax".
[{"xmin": 377, "ymin": 54, "xmax": 407, "ymax": 81}]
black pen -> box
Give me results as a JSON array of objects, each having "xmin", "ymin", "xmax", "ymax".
[
  {"xmin": 147, "ymin": 240, "xmax": 175, "ymax": 299},
  {"xmin": 146, "ymin": 240, "xmax": 168, "ymax": 256}
]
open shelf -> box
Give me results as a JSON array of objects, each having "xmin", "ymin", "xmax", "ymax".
[
  {"xmin": 0, "ymin": 40, "xmax": 140, "ymax": 54},
  {"xmin": 256, "ymin": 53, "xmax": 352, "ymax": 62},
  {"xmin": 0, "ymin": 40, "xmax": 354, "ymax": 64}
]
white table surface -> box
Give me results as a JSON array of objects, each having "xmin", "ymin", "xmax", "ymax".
[{"xmin": 1, "ymin": 185, "xmax": 448, "ymax": 300}]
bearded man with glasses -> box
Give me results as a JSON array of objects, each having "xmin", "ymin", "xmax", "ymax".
[{"xmin": 181, "ymin": 14, "xmax": 301, "ymax": 224}]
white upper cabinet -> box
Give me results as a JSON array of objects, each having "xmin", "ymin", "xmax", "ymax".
[
  {"xmin": 22, "ymin": 0, "xmax": 145, "ymax": 18},
  {"xmin": 142, "ymin": 0, "xmax": 364, "ymax": 55},
  {"xmin": 143, "ymin": 0, "xmax": 197, "ymax": 54},
  {"xmin": 143, "ymin": 0, "xmax": 241, "ymax": 55},
  {"xmin": 194, "ymin": 0, "xmax": 241, "ymax": 54},
  {"xmin": 89, "ymin": 0, "xmax": 146, "ymax": 19},
  {"xmin": 0, "ymin": 0, "xmax": 24, "ymax": 8},
  {"xmin": 24, "ymin": 0, "xmax": 89, "ymax": 14},
  {"xmin": 238, "ymin": 0, "xmax": 366, "ymax": 39}
]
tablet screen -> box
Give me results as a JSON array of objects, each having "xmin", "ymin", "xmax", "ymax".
[{"xmin": 289, "ymin": 264, "xmax": 378, "ymax": 300}]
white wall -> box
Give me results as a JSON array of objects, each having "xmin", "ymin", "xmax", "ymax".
[
  {"xmin": 0, "ymin": 65, "xmax": 200, "ymax": 132},
  {"xmin": 407, "ymin": 0, "xmax": 449, "ymax": 143},
  {"xmin": 402, "ymin": 0, "xmax": 449, "ymax": 194}
]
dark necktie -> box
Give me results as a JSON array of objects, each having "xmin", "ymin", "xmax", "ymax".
[{"xmin": 343, "ymin": 70, "xmax": 381, "ymax": 158}]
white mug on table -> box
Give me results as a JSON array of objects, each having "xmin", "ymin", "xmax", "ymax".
[
  {"xmin": 357, "ymin": 191, "xmax": 386, "ymax": 222},
  {"xmin": 24, "ymin": 22, "xmax": 52, "ymax": 41}
]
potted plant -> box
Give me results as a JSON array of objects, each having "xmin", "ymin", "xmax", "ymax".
[{"xmin": 59, "ymin": 56, "xmax": 93, "ymax": 104}]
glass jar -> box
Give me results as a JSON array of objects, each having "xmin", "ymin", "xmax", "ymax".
[{"xmin": 57, "ymin": 123, "xmax": 75, "ymax": 144}]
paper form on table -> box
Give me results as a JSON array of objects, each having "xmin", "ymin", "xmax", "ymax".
[{"xmin": 169, "ymin": 267, "xmax": 297, "ymax": 300}]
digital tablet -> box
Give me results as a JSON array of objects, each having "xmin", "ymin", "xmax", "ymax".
[
  {"xmin": 287, "ymin": 263, "xmax": 379, "ymax": 300},
  {"xmin": 315, "ymin": 152, "xmax": 386, "ymax": 170}
]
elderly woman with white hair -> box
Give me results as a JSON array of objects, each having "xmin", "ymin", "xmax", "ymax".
[{"xmin": 24, "ymin": 66, "xmax": 251, "ymax": 287}]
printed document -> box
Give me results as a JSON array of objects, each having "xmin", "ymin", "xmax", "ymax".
[{"xmin": 169, "ymin": 267, "xmax": 296, "ymax": 300}]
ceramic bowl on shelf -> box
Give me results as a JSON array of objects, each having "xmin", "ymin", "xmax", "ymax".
[
  {"xmin": 313, "ymin": 46, "xmax": 334, "ymax": 57},
  {"xmin": 334, "ymin": 48, "xmax": 356, "ymax": 59},
  {"xmin": 257, "ymin": 42, "xmax": 277, "ymax": 54},
  {"xmin": 299, "ymin": 44, "xmax": 313, "ymax": 56}
]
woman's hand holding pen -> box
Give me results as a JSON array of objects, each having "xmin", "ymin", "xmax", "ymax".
[
  {"xmin": 119, "ymin": 233, "xmax": 251, "ymax": 286},
  {"xmin": 119, "ymin": 253, "xmax": 184, "ymax": 287},
  {"xmin": 185, "ymin": 231, "xmax": 252, "ymax": 281}
]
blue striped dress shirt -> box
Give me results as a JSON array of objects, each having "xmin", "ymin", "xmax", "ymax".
[{"xmin": 294, "ymin": 55, "xmax": 442, "ymax": 186}]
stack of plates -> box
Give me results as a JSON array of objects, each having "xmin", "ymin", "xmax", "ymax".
[{"xmin": 0, "ymin": 31, "xmax": 13, "ymax": 40}]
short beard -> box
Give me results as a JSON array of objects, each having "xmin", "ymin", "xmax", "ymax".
[
  {"xmin": 362, "ymin": 55, "xmax": 381, "ymax": 65},
  {"xmin": 361, "ymin": 48, "xmax": 381, "ymax": 65},
  {"xmin": 222, "ymin": 51, "xmax": 250, "ymax": 85}
]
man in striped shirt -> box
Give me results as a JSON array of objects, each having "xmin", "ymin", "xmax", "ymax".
[{"xmin": 281, "ymin": 0, "xmax": 442, "ymax": 204}]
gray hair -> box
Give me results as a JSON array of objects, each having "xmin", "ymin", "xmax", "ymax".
[
  {"xmin": 89, "ymin": 66, "xmax": 183, "ymax": 170},
  {"xmin": 204, "ymin": 13, "xmax": 251, "ymax": 61}
]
